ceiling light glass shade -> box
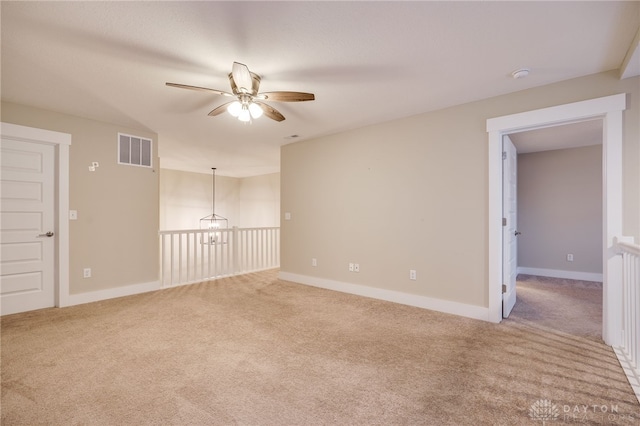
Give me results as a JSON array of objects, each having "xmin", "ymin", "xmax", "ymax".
[
  {"xmin": 227, "ymin": 101, "xmax": 242, "ymax": 117},
  {"xmin": 238, "ymin": 106, "xmax": 251, "ymax": 122},
  {"xmin": 248, "ymin": 102, "xmax": 263, "ymax": 119}
]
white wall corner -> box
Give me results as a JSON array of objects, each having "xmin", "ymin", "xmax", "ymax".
[{"xmin": 620, "ymin": 27, "xmax": 640, "ymax": 80}]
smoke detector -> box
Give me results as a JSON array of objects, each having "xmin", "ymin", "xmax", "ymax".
[{"xmin": 511, "ymin": 68, "xmax": 530, "ymax": 79}]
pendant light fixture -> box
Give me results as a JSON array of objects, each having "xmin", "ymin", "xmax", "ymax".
[{"xmin": 200, "ymin": 167, "xmax": 228, "ymax": 244}]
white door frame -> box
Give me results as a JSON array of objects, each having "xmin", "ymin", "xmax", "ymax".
[
  {"xmin": 0, "ymin": 122, "xmax": 71, "ymax": 309},
  {"xmin": 486, "ymin": 93, "xmax": 626, "ymax": 347}
]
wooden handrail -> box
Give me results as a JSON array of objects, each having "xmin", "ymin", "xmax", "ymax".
[{"xmin": 616, "ymin": 237, "xmax": 640, "ymax": 257}]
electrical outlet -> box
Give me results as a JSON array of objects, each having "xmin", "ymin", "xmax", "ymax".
[
  {"xmin": 83, "ymin": 268, "xmax": 92, "ymax": 278},
  {"xmin": 349, "ymin": 263, "xmax": 354, "ymax": 272},
  {"xmin": 567, "ymin": 254, "xmax": 574, "ymax": 262},
  {"xmin": 312, "ymin": 258, "xmax": 317, "ymax": 267},
  {"xmin": 410, "ymin": 269, "xmax": 417, "ymax": 280},
  {"xmin": 354, "ymin": 263, "xmax": 360, "ymax": 272}
]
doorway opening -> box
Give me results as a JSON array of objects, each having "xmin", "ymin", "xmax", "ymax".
[
  {"xmin": 486, "ymin": 93, "xmax": 626, "ymax": 347},
  {"xmin": 511, "ymin": 121, "xmax": 604, "ymax": 282},
  {"xmin": 506, "ymin": 123, "xmax": 604, "ymax": 333}
]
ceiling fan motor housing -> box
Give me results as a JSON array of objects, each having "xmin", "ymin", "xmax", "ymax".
[{"xmin": 229, "ymin": 72, "xmax": 261, "ymax": 96}]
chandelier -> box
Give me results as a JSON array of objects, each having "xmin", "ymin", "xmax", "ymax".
[{"xmin": 200, "ymin": 167, "xmax": 228, "ymax": 244}]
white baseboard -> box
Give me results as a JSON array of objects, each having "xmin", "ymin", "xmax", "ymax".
[
  {"xmin": 64, "ymin": 280, "xmax": 161, "ymax": 307},
  {"xmin": 613, "ymin": 347, "xmax": 640, "ymax": 405},
  {"xmin": 63, "ymin": 267, "xmax": 280, "ymax": 309},
  {"xmin": 517, "ymin": 267, "xmax": 603, "ymax": 283},
  {"xmin": 278, "ymin": 271, "xmax": 490, "ymax": 322}
]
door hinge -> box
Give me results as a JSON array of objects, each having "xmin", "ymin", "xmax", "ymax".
[
  {"xmin": 502, "ymin": 284, "xmax": 507, "ymax": 293},
  {"xmin": 502, "ymin": 151, "xmax": 507, "ymax": 160},
  {"xmin": 502, "ymin": 217, "xmax": 507, "ymax": 227}
]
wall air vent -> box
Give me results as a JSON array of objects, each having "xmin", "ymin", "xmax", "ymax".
[{"xmin": 118, "ymin": 133, "xmax": 152, "ymax": 168}]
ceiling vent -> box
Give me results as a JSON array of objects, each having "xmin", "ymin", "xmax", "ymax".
[{"xmin": 118, "ymin": 133, "xmax": 152, "ymax": 168}]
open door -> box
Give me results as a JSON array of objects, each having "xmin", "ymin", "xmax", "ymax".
[{"xmin": 502, "ymin": 135, "xmax": 518, "ymax": 317}]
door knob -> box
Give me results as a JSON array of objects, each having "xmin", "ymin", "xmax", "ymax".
[
  {"xmin": 514, "ymin": 231, "xmax": 522, "ymax": 236},
  {"xmin": 37, "ymin": 231, "xmax": 54, "ymax": 238}
]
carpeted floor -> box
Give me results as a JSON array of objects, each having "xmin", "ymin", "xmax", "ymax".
[
  {"xmin": 1, "ymin": 270, "xmax": 638, "ymax": 425},
  {"xmin": 513, "ymin": 274, "xmax": 604, "ymax": 341}
]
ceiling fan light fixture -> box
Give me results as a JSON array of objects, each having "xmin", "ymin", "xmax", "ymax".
[
  {"xmin": 248, "ymin": 102, "xmax": 263, "ymax": 119},
  {"xmin": 238, "ymin": 105, "xmax": 251, "ymax": 122},
  {"xmin": 167, "ymin": 62, "xmax": 314, "ymax": 123},
  {"xmin": 227, "ymin": 101, "xmax": 242, "ymax": 117}
]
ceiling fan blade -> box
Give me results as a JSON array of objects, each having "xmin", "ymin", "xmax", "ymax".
[
  {"xmin": 259, "ymin": 91, "xmax": 315, "ymax": 102},
  {"xmin": 208, "ymin": 102, "xmax": 234, "ymax": 117},
  {"xmin": 254, "ymin": 101, "xmax": 285, "ymax": 122},
  {"xmin": 166, "ymin": 82, "xmax": 233, "ymax": 97},
  {"xmin": 232, "ymin": 62, "xmax": 253, "ymax": 93}
]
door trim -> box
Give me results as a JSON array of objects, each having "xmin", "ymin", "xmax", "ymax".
[
  {"xmin": 0, "ymin": 122, "xmax": 71, "ymax": 309},
  {"xmin": 486, "ymin": 93, "xmax": 626, "ymax": 347}
]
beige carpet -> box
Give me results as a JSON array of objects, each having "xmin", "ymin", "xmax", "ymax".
[
  {"xmin": 513, "ymin": 274, "xmax": 604, "ymax": 340},
  {"xmin": 1, "ymin": 270, "xmax": 638, "ymax": 425}
]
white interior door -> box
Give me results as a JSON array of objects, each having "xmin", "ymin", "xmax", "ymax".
[
  {"xmin": 502, "ymin": 135, "xmax": 518, "ymax": 318},
  {"xmin": 1, "ymin": 139, "xmax": 56, "ymax": 315}
]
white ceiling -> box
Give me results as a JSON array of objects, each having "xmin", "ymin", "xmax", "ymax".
[
  {"xmin": 2, "ymin": 2, "xmax": 639, "ymax": 177},
  {"xmin": 509, "ymin": 119, "xmax": 604, "ymax": 154}
]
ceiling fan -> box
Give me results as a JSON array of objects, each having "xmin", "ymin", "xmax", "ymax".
[{"xmin": 166, "ymin": 62, "xmax": 315, "ymax": 122}]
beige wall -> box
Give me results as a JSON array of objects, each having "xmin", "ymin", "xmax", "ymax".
[
  {"xmin": 238, "ymin": 173, "xmax": 280, "ymax": 228},
  {"xmin": 160, "ymin": 169, "xmax": 279, "ymax": 230},
  {"xmin": 518, "ymin": 145, "xmax": 602, "ymax": 273},
  {"xmin": 1, "ymin": 102, "xmax": 159, "ymax": 294},
  {"xmin": 160, "ymin": 169, "xmax": 239, "ymax": 230},
  {"xmin": 281, "ymin": 71, "xmax": 639, "ymax": 309}
]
